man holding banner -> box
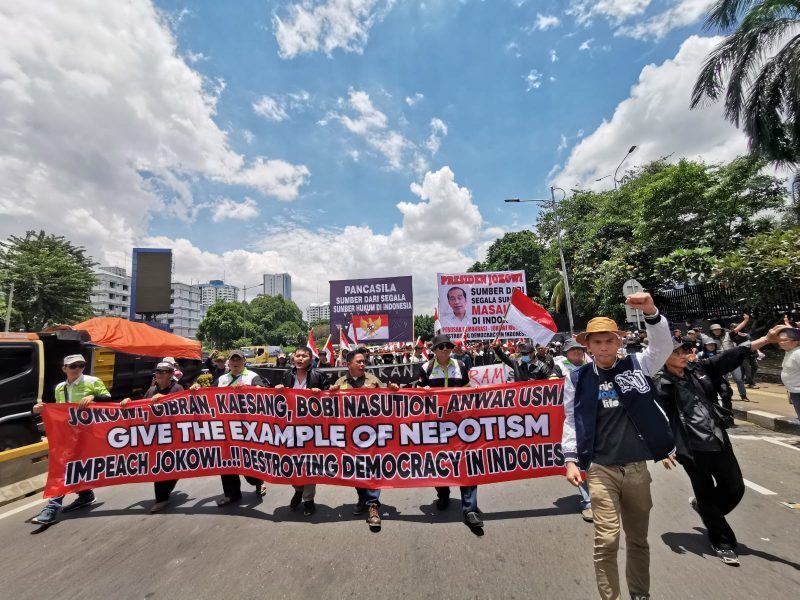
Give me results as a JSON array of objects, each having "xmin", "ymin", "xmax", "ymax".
[
  {"xmin": 418, "ymin": 334, "xmax": 481, "ymax": 530},
  {"xmin": 330, "ymin": 349, "xmax": 399, "ymax": 530},
  {"xmin": 562, "ymin": 293, "xmax": 674, "ymax": 600}
]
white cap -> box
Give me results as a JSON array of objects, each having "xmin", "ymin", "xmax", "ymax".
[
  {"xmin": 63, "ymin": 354, "xmax": 86, "ymax": 366},
  {"xmin": 162, "ymin": 356, "xmax": 177, "ymax": 365},
  {"xmin": 155, "ymin": 361, "xmax": 176, "ymax": 371}
]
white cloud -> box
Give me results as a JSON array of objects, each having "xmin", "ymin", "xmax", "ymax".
[
  {"xmin": 253, "ymin": 96, "xmax": 289, "ymax": 121},
  {"xmin": 533, "ymin": 13, "xmax": 561, "ymax": 31},
  {"xmin": 426, "ymin": 118, "xmax": 448, "ymax": 155},
  {"xmin": 505, "ymin": 41, "xmax": 522, "ymax": 58},
  {"xmin": 579, "ymin": 38, "xmax": 593, "ymax": 50},
  {"xmin": 145, "ymin": 167, "xmax": 485, "ymax": 312},
  {"xmin": 212, "ymin": 197, "xmax": 259, "ymax": 222},
  {"xmin": 616, "ymin": 0, "xmax": 716, "ymax": 41},
  {"xmin": 405, "ymin": 92, "xmax": 424, "ymax": 106},
  {"xmin": 552, "ymin": 36, "xmax": 748, "ymax": 191},
  {"xmin": 525, "ymin": 69, "xmax": 543, "ymax": 91},
  {"xmin": 273, "ymin": 0, "xmax": 395, "ymax": 59},
  {"xmin": 0, "ymin": 0, "xmax": 309, "ymax": 260},
  {"xmin": 242, "ymin": 129, "xmax": 255, "ymax": 144},
  {"xmin": 557, "ymin": 134, "xmax": 568, "ymax": 154},
  {"xmin": 567, "ymin": 0, "xmax": 651, "ymax": 26},
  {"xmin": 183, "ymin": 50, "xmax": 208, "ymax": 64},
  {"xmin": 549, "ymin": 49, "xmax": 558, "ymax": 62}
]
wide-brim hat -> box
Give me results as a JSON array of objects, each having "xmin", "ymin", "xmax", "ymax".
[
  {"xmin": 575, "ymin": 317, "xmax": 626, "ymax": 345},
  {"xmin": 709, "ymin": 323, "xmax": 723, "ymax": 331},
  {"xmin": 430, "ymin": 334, "xmax": 455, "ymax": 349}
]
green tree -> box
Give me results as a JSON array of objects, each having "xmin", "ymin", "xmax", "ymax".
[
  {"xmin": 0, "ymin": 231, "xmax": 96, "ymax": 331},
  {"xmin": 196, "ymin": 301, "xmax": 251, "ymax": 349},
  {"xmin": 414, "ymin": 314, "xmax": 435, "ymax": 340},
  {"xmin": 691, "ymin": 0, "xmax": 800, "ymax": 165},
  {"xmin": 468, "ymin": 230, "xmax": 544, "ymax": 298},
  {"xmin": 311, "ymin": 321, "xmax": 330, "ymax": 343},
  {"xmin": 247, "ymin": 294, "xmax": 306, "ymax": 345}
]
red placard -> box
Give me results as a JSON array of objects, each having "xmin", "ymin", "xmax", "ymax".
[{"xmin": 42, "ymin": 381, "xmax": 566, "ymax": 497}]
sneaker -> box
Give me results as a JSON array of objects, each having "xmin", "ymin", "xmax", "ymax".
[
  {"xmin": 436, "ymin": 496, "xmax": 450, "ymax": 511},
  {"xmin": 689, "ymin": 497, "xmax": 699, "ymax": 514},
  {"xmin": 352, "ymin": 502, "xmax": 367, "ymax": 516},
  {"xmin": 216, "ymin": 493, "xmax": 242, "ymax": 507},
  {"xmin": 255, "ymin": 483, "xmax": 266, "ymax": 497},
  {"xmin": 581, "ymin": 507, "xmax": 593, "ymax": 522},
  {"xmin": 747, "ymin": 383, "xmax": 759, "ymax": 389},
  {"xmin": 740, "ymin": 396, "xmax": 749, "ymax": 402},
  {"xmin": 31, "ymin": 506, "xmax": 58, "ymax": 525},
  {"xmin": 303, "ymin": 500, "xmax": 316, "ymax": 516},
  {"xmin": 464, "ymin": 511, "xmax": 484, "ymax": 528},
  {"xmin": 367, "ymin": 504, "xmax": 381, "ymax": 529},
  {"xmin": 62, "ymin": 493, "xmax": 96, "ymax": 513},
  {"xmin": 713, "ymin": 546, "xmax": 740, "ymax": 566},
  {"xmin": 150, "ymin": 500, "xmax": 170, "ymax": 514},
  {"xmin": 289, "ymin": 490, "xmax": 303, "ymax": 510}
]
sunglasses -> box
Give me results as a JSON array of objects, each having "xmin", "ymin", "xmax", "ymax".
[
  {"xmin": 155, "ymin": 369, "xmax": 173, "ymax": 374},
  {"xmin": 434, "ymin": 344, "xmax": 455, "ymax": 351},
  {"xmin": 66, "ymin": 363, "xmax": 86, "ymax": 369}
]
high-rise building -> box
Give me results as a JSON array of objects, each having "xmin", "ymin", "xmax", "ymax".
[
  {"xmin": 198, "ymin": 280, "xmax": 239, "ymax": 306},
  {"xmin": 156, "ymin": 282, "xmax": 205, "ymax": 339},
  {"xmin": 263, "ymin": 273, "xmax": 292, "ymax": 300},
  {"xmin": 90, "ymin": 266, "xmax": 131, "ymax": 318},
  {"xmin": 307, "ymin": 302, "xmax": 330, "ymax": 324}
]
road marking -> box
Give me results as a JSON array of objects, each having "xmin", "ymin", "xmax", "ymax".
[
  {"xmin": 0, "ymin": 498, "xmax": 45, "ymax": 521},
  {"xmin": 729, "ymin": 434, "xmax": 800, "ymax": 452},
  {"xmin": 760, "ymin": 437, "xmax": 800, "ymax": 453},
  {"xmin": 748, "ymin": 410, "xmax": 786, "ymax": 419},
  {"xmin": 743, "ymin": 479, "xmax": 778, "ymax": 496}
]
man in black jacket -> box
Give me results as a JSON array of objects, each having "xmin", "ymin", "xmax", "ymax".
[
  {"xmin": 656, "ymin": 325, "xmax": 785, "ymax": 566},
  {"xmin": 418, "ymin": 334, "xmax": 481, "ymax": 529},
  {"xmin": 492, "ymin": 341, "xmax": 558, "ymax": 381},
  {"xmin": 275, "ymin": 346, "xmax": 329, "ymax": 515}
]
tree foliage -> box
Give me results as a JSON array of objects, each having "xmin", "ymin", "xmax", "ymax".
[
  {"xmin": 196, "ymin": 301, "xmax": 251, "ymax": 349},
  {"xmin": 0, "ymin": 231, "xmax": 96, "ymax": 331},
  {"xmin": 468, "ymin": 230, "xmax": 544, "ymax": 298},
  {"xmin": 414, "ymin": 314, "xmax": 435, "ymax": 341}
]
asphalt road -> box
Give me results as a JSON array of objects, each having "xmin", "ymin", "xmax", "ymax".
[{"xmin": 1, "ymin": 421, "xmax": 798, "ymax": 600}]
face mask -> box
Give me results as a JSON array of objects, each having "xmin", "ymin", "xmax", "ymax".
[{"xmin": 520, "ymin": 355, "xmax": 531, "ymax": 364}]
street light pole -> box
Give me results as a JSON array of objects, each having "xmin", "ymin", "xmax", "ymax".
[
  {"xmin": 550, "ymin": 187, "xmax": 574, "ymax": 335},
  {"xmin": 241, "ymin": 282, "xmax": 264, "ymax": 341},
  {"xmin": 614, "ymin": 145, "xmax": 637, "ymax": 190}
]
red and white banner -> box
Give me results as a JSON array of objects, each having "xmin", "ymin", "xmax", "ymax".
[
  {"xmin": 307, "ymin": 330, "xmax": 320, "ymax": 358},
  {"xmin": 41, "ymin": 381, "xmax": 566, "ymax": 497},
  {"xmin": 505, "ymin": 290, "xmax": 557, "ymax": 346}
]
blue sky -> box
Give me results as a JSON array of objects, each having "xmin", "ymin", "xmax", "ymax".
[{"xmin": 1, "ymin": 1, "xmax": 748, "ymax": 311}]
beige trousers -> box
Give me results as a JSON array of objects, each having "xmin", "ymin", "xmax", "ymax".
[
  {"xmin": 587, "ymin": 462, "xmax": 653, "ymax": 600},
  {"xmin": 293, "ymin": 484, "xmax": 316, "ymax": 502}
]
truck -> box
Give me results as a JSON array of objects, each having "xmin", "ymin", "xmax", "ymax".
[{"xmin": 0, "ymin": 329, "xmax": 202, "ymax": 451}]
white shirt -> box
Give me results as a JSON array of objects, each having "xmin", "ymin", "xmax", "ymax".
[{"xmin": 781, "ymin": 347, "xmax": 800, "ymax": 393}]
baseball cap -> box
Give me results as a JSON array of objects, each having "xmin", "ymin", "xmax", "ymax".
[
  {"xmin": 228, "ymin": 350, "xmax": 245, "ymax": 360},
  {"xmin": 63, "ymin": 354, "xmax": 86, "ymax": 366},
  {"xmin": 709, "ymin": 323, "xmax": 723, "ymax": 331},
  {"xmin": 561, "ymin": 339, "xmax": 585, "ymax": 353},
  {"xmin": 672, "ymin": 339, "xmax": 695, "ymax": 351},
  {"xmin": 155, "ymin": 361, "xmax": 176, "ymax": 371}
]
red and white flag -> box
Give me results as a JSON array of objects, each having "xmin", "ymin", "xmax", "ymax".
[
  {"xmin": 307, "ymin": 329, "xmax": 320, "ymax": 359},
  {"xmin": 434, "ymin": 307, "xmax": 442, "ymax": 335},
  {"xmin": 415, "ymin": 336, "xmax": 430, "ymax": 361},
  {"xmin": 504, "ymin": 290, "xmax": 557, "ymax": 346},
  {"xmin": 347, "ymin": 322, "xmax": 360, "ymax": 347},
  {"xmin": 339, "ymin": 326, "xmax": 351, "ymax": 351},
  {"xmin": 460, "ymin": 326, "xmax": 468, "ymax": 347},
  {"xmin": 324, "ymin": 335, "xmax": 335, "ymax": 364}
]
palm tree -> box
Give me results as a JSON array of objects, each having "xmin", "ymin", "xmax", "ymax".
[
  {"xmin": 541, "ymin": 271, "xmax": 566, "ymax": 313},
  {"xmin": 690, "ymin": 1, "xmax": 800, "ymax": 165}
]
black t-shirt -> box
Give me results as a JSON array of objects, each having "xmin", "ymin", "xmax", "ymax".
[
  {"xmin": 592, "ymin": 369, "xmax": 651, "ymax": 465},
  {"xmin": 145, "ymin": 381, "xmax": 183, "ymax": 398}
]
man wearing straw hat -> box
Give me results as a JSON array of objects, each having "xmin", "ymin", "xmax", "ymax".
[{"xmin": 561, "ymin": 292, "xmax": 674, "ymax": 600}]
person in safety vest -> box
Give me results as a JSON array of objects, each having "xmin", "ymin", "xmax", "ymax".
[{"xmin": 30, "ymin": 354, "xmax": 111, "ymax": 525}]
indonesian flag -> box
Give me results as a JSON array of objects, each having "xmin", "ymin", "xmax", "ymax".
[
  {"xmin": 460, "ymin": 326, "xmax": 468, "ymax": 347},
  {"xmin": 352, "ymin": 314, "xmax": 389, "ymax": 341},
  {"xmin": 416, "ymin": 337, "xmax": 430, "ymax": 360},
  {"xmin": 307, "ymin": 329, "xmax": 320, "ymax": 359},
  {"xmin": 434, "ymin": 307, "xmax": 442, "ymax": 335},
  {"xmin": 347, "ymin": 322, "xmax": 360, "ymax": 347},
  {"xmin": 339, "ymin": 326, "xmax": 351, "ymax": 351},
  {"xmin": 505, "ymin": 290, "xmax": 557, "ymax": 346},
  {"xmin": 324, "ymin": 335, "xmax": 335, "ymax": 364}
]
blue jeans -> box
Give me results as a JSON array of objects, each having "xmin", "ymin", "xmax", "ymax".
[
  {"xmin": 790, "ymin": 392, "xmax": 800, "ymax": 420},
  {"xmin": 436, "ymin": 485, "xmax": 478, "ymax": 514},
  {"xmin": 729, "ymin": 367, "xmax": 747, "ymax": 399},
  {"xmin": 578, "ymin": 481, "xmax": 591, "ymax": 510},
  {"xmin": 356, "ymin": 487, "xmax": 381, "ymax": 506},
  {"xmin": 45, "ymin": 489, "xmax": 94, "ymax": 511}
]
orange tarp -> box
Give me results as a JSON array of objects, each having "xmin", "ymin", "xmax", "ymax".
[{"xmin": 72, "ymin": 317, "xmax": 202, "ymax": 359}]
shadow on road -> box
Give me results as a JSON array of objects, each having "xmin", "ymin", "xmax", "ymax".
[{"xmin": 662, "ymin": 528, "xmax": 800, "ymax": 572}]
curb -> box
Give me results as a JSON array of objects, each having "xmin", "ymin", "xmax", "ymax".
[{"xmin": 732, "ymin": 407, "xmax": 800, "ymax": 435}]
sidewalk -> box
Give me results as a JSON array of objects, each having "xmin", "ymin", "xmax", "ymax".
[{"xmin": 732, "ymin": 382, "xmax": 800, "ymax": 434}]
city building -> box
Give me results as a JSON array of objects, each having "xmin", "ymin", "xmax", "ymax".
[
  {"xmin": 198, "ymin": 280, "xmax": 239, "ymax": 306},
  {"xmin": 307, "ymin": 302, "xmax": 330, "ymax": 324},
  {"xmin": 263, "ymin": 273, "xmax": 292, "ymax": 300},
  {"xmin": 155, "ymin": 282, "xmax": 205, "ymax": 339},
  {"xmin": 90, "ymin": 266, "xmax": 131, "ymax": 318}
]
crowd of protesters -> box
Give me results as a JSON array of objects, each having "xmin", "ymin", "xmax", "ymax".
[{"xmin": 28, "ymin": 293, "xmax": 800, "ymax": 600}]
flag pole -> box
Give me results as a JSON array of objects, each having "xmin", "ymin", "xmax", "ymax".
[{"xmin": 492, "ymin": 300, "xmax": 512, "ymax": 344}]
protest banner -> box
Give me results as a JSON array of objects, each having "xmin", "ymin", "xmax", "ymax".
[
  {"xmin": 42, "ymin": 380, "xmax": 565, "ymax": 497},
  {"xmin": 468, "ymin": 364, "xmax": 513, "ymax": 387},
  {"xmin": 437, "ymin": 271, "xmax": 527, "ymax": 341},
  {"xmin": 330, "ymin": 276, "xmax": 414, "ymax": 343}
]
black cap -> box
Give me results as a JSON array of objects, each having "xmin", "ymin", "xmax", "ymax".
[
  {"xmin": 518, "ymin": 343, "xmax": 534, "ymax": 354},
  {"xmin": 672, "ymin": 338, "xmax": 695, "ymax": 351},
  {"xmin": 430, "ymin": 334, "xmax": 455, "ymax": 349}
]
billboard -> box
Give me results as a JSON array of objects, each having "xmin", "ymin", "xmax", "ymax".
[
  {"xmin": 437, "ymin": 270, "xmax": 527, "ymax": 341},
  {"xmin": 130, "ymin": 248, "xmax": 172, "ymax": 317},
  {"xmin": 330, "ymin": 276, "xmax": 413, "ymax": 343}
]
